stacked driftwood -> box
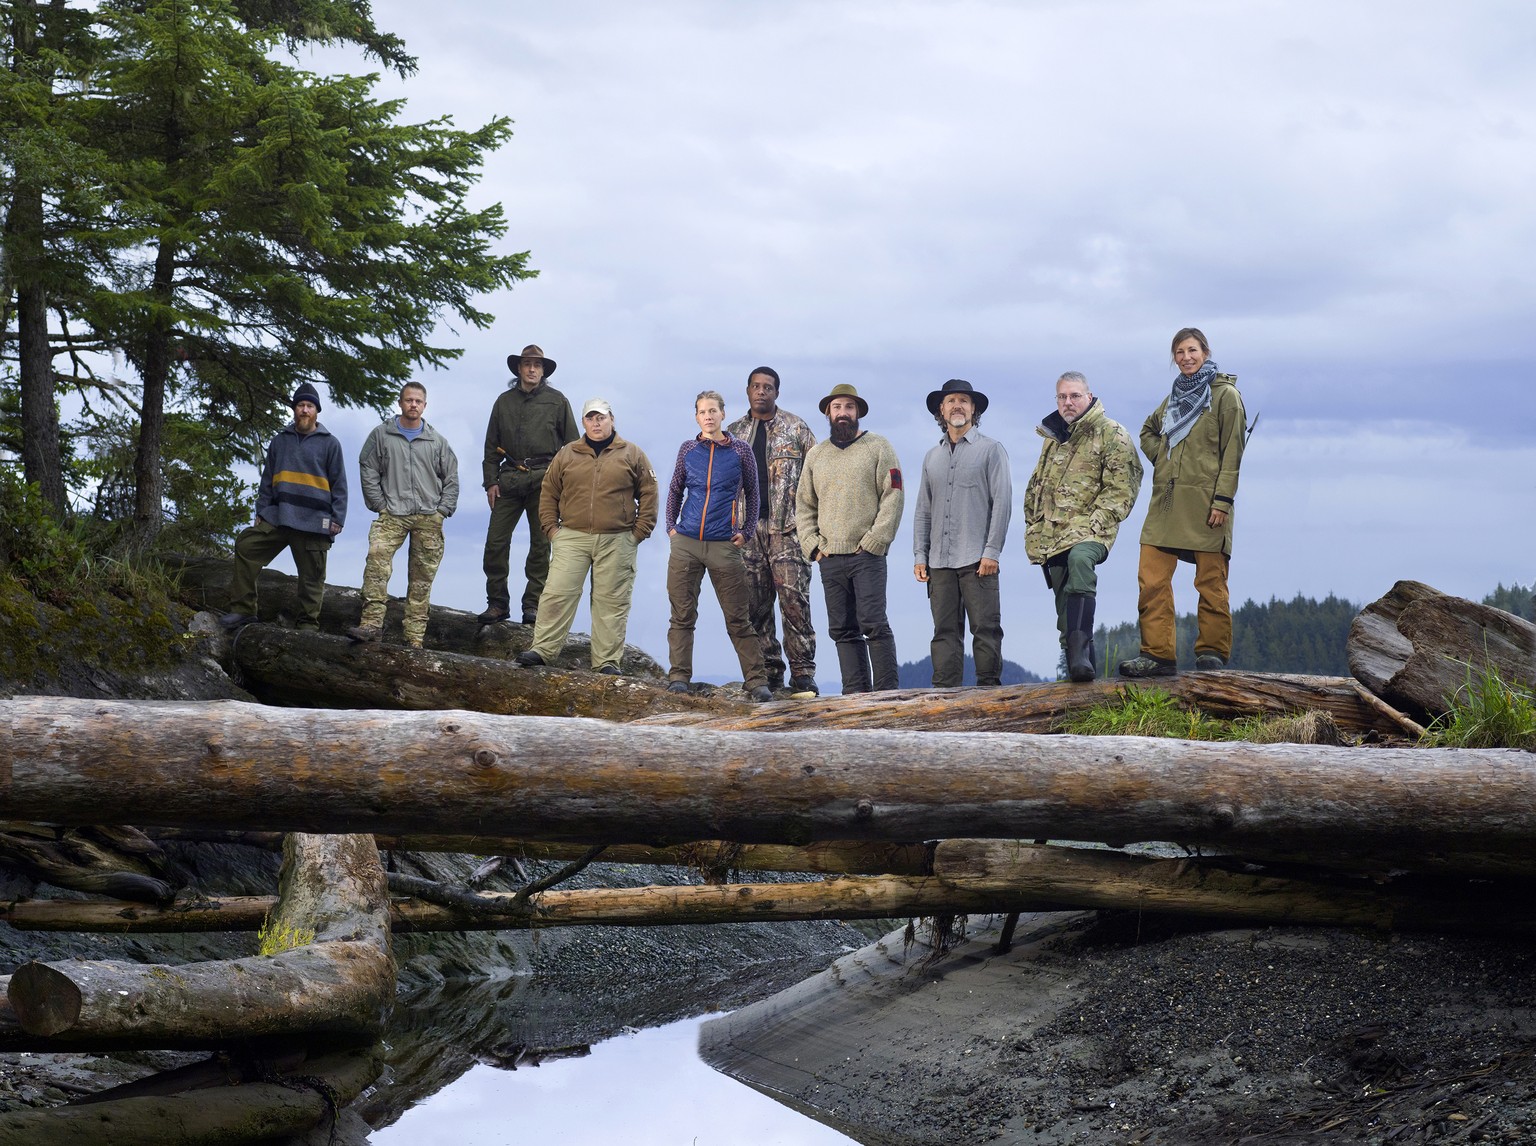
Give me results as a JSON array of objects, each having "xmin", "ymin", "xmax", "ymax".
[{"xmin": 2, "ymin": 574, "xmax": 1534, "ymax": 1141}]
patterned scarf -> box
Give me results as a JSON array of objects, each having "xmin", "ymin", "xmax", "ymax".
[{"xmin": 1160, "ymin": 359, "xmax": 1218, "ymax": 454}]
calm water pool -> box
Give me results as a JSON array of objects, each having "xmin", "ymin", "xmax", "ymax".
[{"xmin": 368, "ymin": 1011, "xmax": 857, "ymax": 1145}]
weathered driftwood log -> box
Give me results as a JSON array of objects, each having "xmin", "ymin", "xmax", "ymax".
[
  {"xmin": 2, "ymin": 833, "xmax": 393, "ymax": 1051},
  {"xmin": 6, "ymin": 698, "xmax": 1536, "ymax": 863},
  {"xmin": 142, "ymin": 828, "xmax": 932, "ymax": 876},
  {"xmin": 10, "ymin": 845, "xmax": 1535, "ymax": 937},
  {"xmin": 221, "ymin": 624, "xmax": 733, "ymax": 719},
  {"xmin": 1349, "ymin": 580, "xmax": 1536, "ymax": 720},
  {"xmin": 166, "ymin": 553, "xmax": 665, "ymax": 677},
  {"xmin": 0, "ymin": 1046, "xmax": 381, "ymax": 1146},
  {"xmin": 0, "ymin": 825, "xmax": 181, "ymax": 903},
  {"xmin": 637, "ymin": 670, "xmax": 1411, "ymax": 737}
]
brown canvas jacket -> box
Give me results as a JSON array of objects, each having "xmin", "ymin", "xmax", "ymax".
[{"xmin": 539, "ymin": 433, "xmax": 659, "ymax": 539}]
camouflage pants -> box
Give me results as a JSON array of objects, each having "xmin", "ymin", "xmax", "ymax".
[
  {"xmin": 740, "ymin": 522, "xmax": 816, "ymax": 682},
  {"xmin": 359, "ymin": 512, "xmax": 445, "ymax": 646}
]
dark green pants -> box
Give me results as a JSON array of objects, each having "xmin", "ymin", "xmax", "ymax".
[
  {"xmin": 1044, "ymin": 542, "xmax": 1107, "ymax": 646},
  {"xmin": 482, "ymin": 468, "xmax": 550, "ymax": 617},
  {"xmin": 229, "ymin": 519, "xmax": 332, "ymax": 626}
]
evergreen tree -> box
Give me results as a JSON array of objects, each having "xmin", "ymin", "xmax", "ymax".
[{"xmin": 1483, "ymin": 583, "xmax": 1534, "ymax": 621}]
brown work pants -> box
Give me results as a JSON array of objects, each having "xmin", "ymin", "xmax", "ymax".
[{"xmin": 1136, "ymin": 545, "xmax": 1231, "ymax": 663}]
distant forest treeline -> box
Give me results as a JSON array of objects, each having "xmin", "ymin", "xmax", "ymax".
[
  {"xmin": 1094, "ymin": 583, "xmax": 1533, "ymax": 677},
  {"xmin": 897, "ymin": 583, "xmax": 1534, "ymax": 684}
]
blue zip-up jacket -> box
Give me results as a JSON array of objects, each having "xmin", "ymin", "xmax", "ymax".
[{"xmin": 666, "ymin": 433, "xmax": 759, "ymax": 541}]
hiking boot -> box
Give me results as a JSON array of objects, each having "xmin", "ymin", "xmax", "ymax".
[
  {"xmin": 1194, "ymin": 654, "xmax": 1227, "ymax": 671},
  {"xmin": 521, "ymin": 612, "xmax": 538, "ymax": 626},
  {"xmin": 477, "ymin": 605, "xmax": 510, "ymax": 625},
  {"xmin": 516, "ymin": 649, "xmax": 546, "ymax": 667},
  {"xmin": 597, "ymin": 664, "xmax": 621, "ymax": 676},
  {"xmin": 219, "ymin": 612, "xmax": 257, "ymax": 630},
  {"xmin": 765, "ymin": 673, "xmax": 785, "ymax": 693},
  {"xmin": 667, "ymin": 680, "xmax": 691, "ymax": 694},
  {"xmin": 788, "ymin": 675, "xmax": 820, "ymax": 697},
  {"xmin": 748, "ymin": 685, "xmax": 773, "ymax": 703},
  {"xmin": 346, "ymin": 625, "xmax": 382, "ymax": 643},
  {"xmin": 1118, "ymin": 655, "xmax": 1176, "ymax": 678}
]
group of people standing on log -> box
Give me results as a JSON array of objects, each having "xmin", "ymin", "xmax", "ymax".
[{"xmin": 218, "ymin": 328, "xmax": 1247, "ymax": 692}]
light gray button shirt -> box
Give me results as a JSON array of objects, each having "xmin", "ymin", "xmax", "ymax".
[{"xmin": 913, "ymin": 428, "xmax": 1012, "ymax": 568}]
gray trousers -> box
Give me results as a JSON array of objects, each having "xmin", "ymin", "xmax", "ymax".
[{"xmin": 927, "ymin": 563, "xmax": 1004, "ymax": 686}]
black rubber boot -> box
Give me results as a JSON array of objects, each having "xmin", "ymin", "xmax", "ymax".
[{"xmin": 1065, "ymin": 594, "xmax": 1096, "ymax": 683}]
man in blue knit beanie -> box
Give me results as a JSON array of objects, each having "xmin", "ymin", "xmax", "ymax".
[{"xmin": 220, "ymin": 382, "xmax": 349, "ymax": 630}]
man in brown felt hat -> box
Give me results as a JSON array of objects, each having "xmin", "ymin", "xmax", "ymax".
[
  {"xmin": 797, "ymin": 383, "xmax": 905, "ymax": 694},
  {"xmin": 478, "ymin": 344, "xmax": 579, "ymax": 625}
]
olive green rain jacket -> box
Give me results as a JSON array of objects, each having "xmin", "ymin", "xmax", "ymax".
[
  {"xmin": 1138, "ymin": 374, "xmax": 1246, "ymax": 555},
  {"xmin": 1024, "ymin": 400, "xmax": 1144, "ymax": 564}
]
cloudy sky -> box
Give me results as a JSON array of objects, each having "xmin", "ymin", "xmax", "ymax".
[{"xmin": 294, "ymin": 0, "xmax": 1535, "ymax": 683}]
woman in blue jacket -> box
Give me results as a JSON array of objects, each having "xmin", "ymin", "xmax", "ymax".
[{"xmin": 664, "ymin": 391, "xmax": 772, "ymax": 702}]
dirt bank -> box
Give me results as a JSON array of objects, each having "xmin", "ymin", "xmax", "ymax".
[{"xmin": 703, "ymin": 911, "xmax": 1536, "ymax": 1144}]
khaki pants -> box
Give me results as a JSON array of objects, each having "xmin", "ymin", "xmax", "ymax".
[
  {"xmin": 666, "ymin": 532, "xmax": 768, "ymax": 689},
  {"xmin": 1136, "ymin": 544, "xmax": 1231, "ymax": 662},
  {"xmin": 359, "ymin": 512, "xmax": 446, "ymax": 647},
  {"xmin": 530, "ymin": 528, "xmax": 639, "ymax": 670}
]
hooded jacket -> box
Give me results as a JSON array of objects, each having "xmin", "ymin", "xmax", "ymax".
[
  {"xmin": 255, "ymin": 421, "xmax": 348, "ymax": 535},
  {"xmin": 1024, "ymin": 399, "xmax": 1143, "ymax": 564},
  {"xmin": 1138, "ymin": 374, "xmax": 1245, "ymax": 555}
]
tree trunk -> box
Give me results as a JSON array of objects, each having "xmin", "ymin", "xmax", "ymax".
[
  {"xmin": 2, "ymin": 833, "xmax": 393, "ymax": 1051},
  {"xmin": 5, "ymin": 697, "xmax": 1536, "ymax": 863},
  {"xmin": 129, "ymin": 241, "xmax": 178, "ymax": 546},
  {"xmin": 4, "ymin": 2, "xmax": 68, "ymax": 518},
  {"xmin": 1348, "ymin": 580, "xmax": 1536, "ymax": 720},
  {"xmin": 218, "ymin": 624, "xmax": 726, "ymax": 718},
  {"xmin": 10, "ymin": 846, "xmax": 1533, "ymax": 939},
  {"xmin": 163, "ymin": 554, "xmax": 668, "ymax": 678},
  {"xmin": 143, "ymin": 828, "xmax": 932, "ymax": 876},
  {"xmin": 638, "ymin": 670, "xmax": 1413, "ymax": 738},
  {"xmin": 0, "ymin": 1046, "xmax": 381, "ymax": 1146}
]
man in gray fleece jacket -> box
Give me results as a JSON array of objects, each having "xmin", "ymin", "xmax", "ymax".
[
  {"xmin": 348, "ymin": 381, "xmax": 460, "ymax": 649},
  {"xmin": 796, "ymin": 384, "xmax": 904, "ymax": 693}
]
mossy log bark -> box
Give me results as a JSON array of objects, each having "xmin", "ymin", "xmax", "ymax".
[
  {"xmin": 1349, "ymin": 580, "xmax": 1536, "ymax": 720},
  {"xmin": 221, "ymin": 624, "xmax": 735, "ymax": 719},
  {"xmin": 0, "ymin": 1046, "xmax": 381, "ymax": 1146},
  {"xmin": 1, "ymin": 834, "xmax": 393, "ymax": 1051},
  {"xmin": 637, "ymin": 670, "xmax": 1410, "ymax": 737},
  {"xmin": 167, "ymin": 553, "xmax": 665, "ymax": 677},
  {"xmin": 9, "ymin": 844, "xmax": 1534, "ymax": 938},
  {"xmin": 6, "ymin": 698, "xmax": 1536, "ymax": 863}
]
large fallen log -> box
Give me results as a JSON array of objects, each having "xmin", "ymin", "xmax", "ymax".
[
  {"xmin": 0, "ymin": 1046, "xmax": 381, "ymax": 1146},
  {"xmin": 9, "ymin": 845, "xmax": 1534, "ymax": 938},
  {"xmin": 167, "ymin": 553, "xmax": 666, "ymax": 677},
  {"xmin": 0, "ymin": 825, "xmax": 180, "ymax": 904},
  {"xmin": 5, "ymin": 698, "xmax": 1536, "ymax": 863},
  {"xmin": 2, "ymin": 833, "xmax": 393, "ymax": 1051},
  {"xmin": 221, "ymin": 624, "xmax": 736, "ymax": 719},
  {"xmin": 1349, "ymin": 580, "xmax": 1536, "ymax": 720},
  {"xmin": 142, "ymin": 828, "xmax": 932, "ymax": 876},
  {"xmin": 637, "ymin": 670, "xmax": 1411, "ymax": 737}
]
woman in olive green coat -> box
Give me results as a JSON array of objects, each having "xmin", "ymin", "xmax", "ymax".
[{"xmin": 1118, "ymin": 328, "xmax": 1246, "ymax": 677}]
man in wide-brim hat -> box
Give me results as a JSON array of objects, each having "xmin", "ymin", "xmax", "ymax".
[
  {"xmin": 478, "ymin": 343, "xmax": 579, "ymax": 626},
  {"xmin": 913, "ymin": 379, "xmax": 1013, "ymax": 687},
  {"xmin": 796, "ymin": 383, "xmax": 905, "ymax": 694}
]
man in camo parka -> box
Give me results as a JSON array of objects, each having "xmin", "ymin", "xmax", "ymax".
[{"xmin": 1023, "ymin": 371, "xmax": 1143, "ymax": 682}]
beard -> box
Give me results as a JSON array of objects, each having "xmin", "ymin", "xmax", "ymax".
[{"xmin": 829, "ymin": 415, "xmax": 859, "ymax": 444}]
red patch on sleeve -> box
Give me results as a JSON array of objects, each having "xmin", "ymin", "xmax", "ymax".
[{"xmin": 890, "ymin": 468, "xmax": 903, "ymax": 490}]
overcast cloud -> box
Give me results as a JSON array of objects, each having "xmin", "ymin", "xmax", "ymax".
[{"xmin": 288, "ymin": 1, "xmax": 1535, "ymax": 682}]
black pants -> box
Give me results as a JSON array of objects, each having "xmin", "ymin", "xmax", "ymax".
[
  {"xmin": 818, "ymin": 551, "xmax": 898, "ymax": 693},
  {"xmin": 927, "ymin": 563, "xmax": 1003, "ymax": 686}
]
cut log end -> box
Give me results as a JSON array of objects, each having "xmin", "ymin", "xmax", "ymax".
[{"xmin": 8, "ymin": 961, "xmax": 82, "ymax": 1037}]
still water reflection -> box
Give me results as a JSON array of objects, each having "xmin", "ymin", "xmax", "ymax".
[{"xmin": 368, "ymin": 1012, "xmax": 855, "ymax": 1145}]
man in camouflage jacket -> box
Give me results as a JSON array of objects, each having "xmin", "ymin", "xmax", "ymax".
[
  {"xmin": 1024, "ymin": 372, "xmax": 1143, "ymax": 681},
  {"xmin": 727, "ymin": 366, "xmax": 819, "ymax": 695}
]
